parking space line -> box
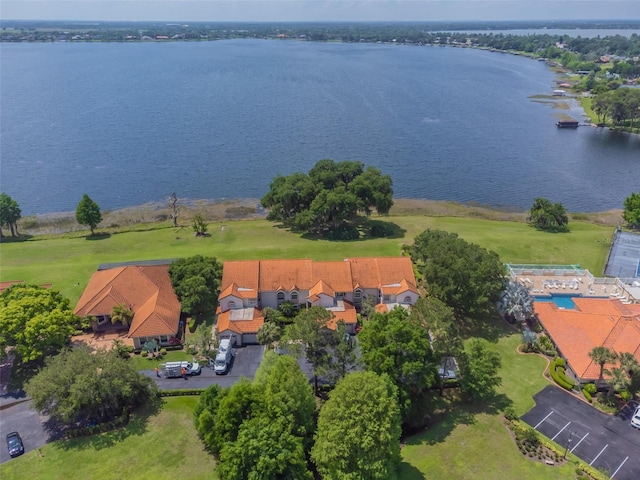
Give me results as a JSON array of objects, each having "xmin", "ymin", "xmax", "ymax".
[
  {"xmin": 589, "ymin": 444, "xmax": 608, "ymax": 466},
  {"xmin": 534, "ymin": 411, "xmax": 554, "ymax": 429},
  {"xmin": 611, "ymin": 456, "xmax": 629, "ymax": 479},
  {"xmin": 551, "ymin": 421, "xmax": 571, "ymax": 441},
  {"xmin": 570, "ymin": 432, "xmax": 589, "ymax": 453}
]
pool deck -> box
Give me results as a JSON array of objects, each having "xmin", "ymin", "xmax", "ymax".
[{"xmin": 513, "ymin": 273, "xmax": 638, "ymax": 304}]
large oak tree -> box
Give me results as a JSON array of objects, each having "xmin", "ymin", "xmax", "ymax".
[{"xmin": 261, "ymin": 159, "xmax": 393, "ymax": 237}]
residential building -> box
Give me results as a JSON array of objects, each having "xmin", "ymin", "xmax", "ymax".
[
  {"xmin": 217, "ymin": 257, "xmax": 419, "ymax": 346},
  {"xmin": 74, "ymin": 264, "xmax": 182, "ymax": 349},
  {"xmin": 535, "ymin": 298, "xmax": 640, "ymax": 385}
]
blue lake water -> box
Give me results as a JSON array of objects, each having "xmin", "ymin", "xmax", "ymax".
[{"xmin": 1, "ymin": 39, "xmax": 639, "ymax": 216}]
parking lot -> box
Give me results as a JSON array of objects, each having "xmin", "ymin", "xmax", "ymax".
[
  {"xmin": 522, "ymin": 386, "xmax": 640, "ymax": 479},
  {"xmin": 143, "ymin": 344, "xmax": 265, "ymax": 389},
  {"xmin": 0, "ymin": 398, "xmax": 59, "ymax": 464}
]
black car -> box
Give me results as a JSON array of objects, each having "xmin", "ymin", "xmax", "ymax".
[{"xmin": 6, "ymin": 432, "xmax": 24, "ymax": 458}]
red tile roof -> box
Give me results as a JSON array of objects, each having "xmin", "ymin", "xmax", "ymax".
[
  {"xmin": 535, "ymin": 299, "xmax": 640, "ymax": 381},
  {"xmin": 74, "ymin": 266, "xmax": 181, "ymax": 339},
  {"xmin": 220, "ymin": 257, "xmax": 417, "ymax": 294},
  {"xmin": 217, "ymin": 308, "xmax": 265, "ymax": 334},
  {"xmin": 326, "ymin": 300, "xmax": 358, "ymax": 330}
]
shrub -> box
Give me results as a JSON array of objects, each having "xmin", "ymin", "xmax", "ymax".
[
  {"xmin": 582, "ymin": 387, "xmax": 593, "ymax": 403},
  {"xmin": 159, "ymin": 388, "xmax": 204, "ymax": 397},
  {"xmin": 159, "ymin": 348, "xmax": 167, "ymax": 356},
  {"xmin": 188, "ymin": 317, "xmax": 197, "ymax": 333},
  {"xmin": 141, "ymin": 350, "xmax": 148, "ymax": 358},
  {"xmin": 536, "ymin": 335, "xmax": 557, "ymax": 356},
  {"xmin": 504, "ymin": 406, "xmax": 518, "ymax": 421},
  {"xmin": 550, "ymin": 358, "xmax": 574, "ymax": 390},
  {"xmin": 584, "ymin": 383, "xmax": 597, "ymax": 395},
  {"xmin": 620, "ymin": 390, "xmax": 632, "ymax": 402}
]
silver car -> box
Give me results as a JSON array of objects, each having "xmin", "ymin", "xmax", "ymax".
[{"xmin": 631, "ymin": 406, "xmax": 640, "ymax": 430}]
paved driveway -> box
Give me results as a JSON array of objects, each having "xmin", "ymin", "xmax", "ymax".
[
  {"xmin": 0, "ymin": 399, "xmax": 59, "ymax": 464},
  {"xmin": 142, "ymin": 344, "xmax": 265, "ymax": 389},
  {"xmin": 522, "ymin": 386, "xmax": 640, "ymax": 480}
]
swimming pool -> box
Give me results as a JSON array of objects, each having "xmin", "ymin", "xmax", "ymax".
[{"xmin": 534, "ymin": 294, "xmax": 578, "ymax": 309}]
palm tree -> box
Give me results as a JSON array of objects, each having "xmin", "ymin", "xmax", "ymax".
[
  {"xmin": 111, "ymin": 303, "xmax": 134, "ymax": 328},
  {"xmin": 605, "ymin": 366, "xmax": 630, "ymax": 398},
  {"xmin": 257, "ymin": 321, "xmax": 282, "ymax": 350},
  {"xmin": 498, "ymin": 281, "xmax": 534, "ymax": 324},
  {"xmin": 588, "ymin": 346, "xmax": 617, "ymax": 386},
  {"xmin": 619, "ymin": 352, "xmax": 640, "ymax": 375}
]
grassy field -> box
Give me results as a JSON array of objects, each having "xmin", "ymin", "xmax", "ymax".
[
  {"xmin": 0, "ymin": 213, "xmax": 616, "ymax": 479},
  {"xmin": 0, "ymin": 215, "xmax": 612, "ymax": 305},
  {"xmin": 399, "ymin": 321, "xmax": 575, "ymax": 479},
  {"xmin": 0, "ymin": 397, "xmax": 216, "ymax": 480}
]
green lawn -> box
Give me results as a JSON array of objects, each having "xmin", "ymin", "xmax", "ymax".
[
  {"xmin": 0, "ymin": 215, "xmax": 611, "ymax": 305},
  {"xmin": 129, "ymin": 350, "xmax": 195, "ymax": 371},
  {"xmin": 0, "ymin": 397, "xmax": 216, "ymax": 480},
  {"xmin": 399, "ymin": 321, "xmax": 574, "ymax": 479},
  {"xmin": 0, "ymin": 215, "xmax": 614, "ymax": 479}
]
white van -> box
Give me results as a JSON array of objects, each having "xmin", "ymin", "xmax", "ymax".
[
  {"xmin": 214, "ymin": 350, "xmax": 232, "ymax": 375},
  {"xmin": 218, "ymin": 338, "xmax": 235, "ymax": 357},
  {"xmin": 163, "ymin": 361, "xmax": 201, "ymax": 378}
]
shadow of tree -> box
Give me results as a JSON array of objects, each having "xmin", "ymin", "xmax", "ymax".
[
  {"xmin": 403, "ymin": 391, "xmax": 513, "ymax": 447},
  {"xmin": 85, "ymin": 232, "xmax": 112, "ymax": 240},
  {"xmin": 298, "ymin": 219, "xmax": 406, "ymax": 242},
  {"xmin": 396, "ymin": 461, "xmax": 426, "ymax": 479},
  {"xmin": 458, "ymin": 313, "xmax": 517, "ymax": 344},
  {"xmin": 0, "ymin": 234, "xmax": 34, "ymax": 243},
  {"xmin": 50, "ymin": 396, "xmax": 162, "ymax": 451}
]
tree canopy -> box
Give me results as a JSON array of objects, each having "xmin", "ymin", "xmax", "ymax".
[
  {"xmin": 168, "ymin": 255, "xmax": 223, "ymax": 321},
  {"xmin": 407, "ymin": 229, "xmax": 507, "ymax": 318},
  {"xmin": 194, "ymin": 353, "xmax": 315, "ymax": 479},
  {"xmin": 0, "ymin": 193, "xmax": 22, "ymax": 238},
  {"xmin": 312, "ymin": 371, "xmax": 402, "ymax": 480},
  {"xmin": 25, "ymin": 345, "xmax": 158, "ymax": 425},
  {"xmin": 358, "ymin": 306, "xmax": 438, "ymax": 428},
  {"xmin": 261, "ymin": 159, "xmax": 393, "ymax": 238},
  {"xmin": 458, "ymin": 338, "xmax": 502, "ymax": 401},
  {"xmin": 623, "ymin": 191, "xmax": 640, "ymax": 228},
  {"xmin": 528, "ymin": 197, "xmax": 569, "ymax": 232},
  {"xmin": 75, "ymin": 193, "xmax": 102, "ymax": 235},
  {"xmin": 0, "ymin": 284, "xmax": 79, "ymax": 362}
]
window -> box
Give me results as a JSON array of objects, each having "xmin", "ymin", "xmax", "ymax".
[
  {"xmin": 228, "ymin": 300, "xmax": 237, "ymax": 309},
  {"xmin": 291, "ymin": 291, "xmax": 298, "ymax": 301},
  {"xmin": 354, "ymin": 290, "xmax": 362, "ymax": 298},
  {"xmin": 277, "ymin": 291, "xmax": 285, "ymax": 301},
  {"xmin": 403, "ymin": 295, "xmax": 412, "ymax": 303},
  {"xmin": 336, "ymin": 292, "xmax": 345, "ymax": 298},
  {"xmin": 383, "ymin": 295, "xmax": 390, "ymax": 302}
]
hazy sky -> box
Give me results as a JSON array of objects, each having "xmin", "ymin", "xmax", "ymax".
[{"xmin": 1, "ymin": 0, "xmax": 639, "ymax": 22}]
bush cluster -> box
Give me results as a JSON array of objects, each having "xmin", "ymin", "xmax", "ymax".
[
  {"xmin": 536, "ymin": 335, "xmax": 558, "ymax": 357},
  {"xmin": 582, "ymin": 383, "xmax": 597, "ymax": 403},
  {"xmin": 159, "ymin": 389, "xmax": 204, "ymax": 397},
  {"xmin": 550, "ymin": 358, "xmax": 575, "ymax": 390},
  {"xmin": 512, "ymin": 423, "xmax": 561, "ymax": 463}
]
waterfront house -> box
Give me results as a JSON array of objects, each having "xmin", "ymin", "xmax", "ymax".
[
  {"xmin": 74, "ymin": 264, "xmax": 181, "ymax": 350},
  {"xmin": 217, "ymin": 257, "xmax": 419, "ymax": 346}
]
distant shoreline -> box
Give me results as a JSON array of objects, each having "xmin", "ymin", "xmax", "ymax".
[{"xmin": 14, "ymin": 197, "xmax": 624, "ymax": 237}]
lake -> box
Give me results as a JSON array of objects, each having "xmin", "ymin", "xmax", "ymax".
[{"xmin": 1, "ymin": 39, "xmax": 638, "ymax": 216}]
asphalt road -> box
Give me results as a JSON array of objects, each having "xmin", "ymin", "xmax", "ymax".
[
  {"xmin": 141, "ymin": 344, "xmax": 265, "ymax": 389},
  {"xmin": 0, "ymin": 399, "xmax": 59, "ymax": 464},
  {"xmin": 522, "ymin": 385, "xmax": 640, "ymax": 480}
]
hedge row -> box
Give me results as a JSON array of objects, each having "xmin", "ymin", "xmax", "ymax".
[
  {"xmin": 159, "ymin": 388, "xmax": 204, "ymax": 397},
  {"xmin": 581, "ymin": 388, "xmax": 593, "ymax": 403},
  {"xmin": 550, "ymin": 358, "xmax": 575, "ymax": 390},
  {"xmin": 65, "ymin": 409, "xmax": 129, "ymax": 438}
]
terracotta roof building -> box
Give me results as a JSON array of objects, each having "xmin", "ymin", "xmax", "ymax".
[
  {"xmin": 217, "ymin": 257, "xmax": 418, "ymax": 345},
  {"xmin": 535, "ymin": 298, "xmax": 640, "ymax": 384},
  {"xmin": 74, "ymin": 265, "xmax": 181, "ymax": 349}
]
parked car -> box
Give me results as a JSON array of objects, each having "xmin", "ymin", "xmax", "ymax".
[
  {"xmin": 214, "ymin": 350, "xmax": 233, "ymax": 375},
  {"xmin": 6, "ymin": 432, "xmax": 24, "ymax": 458},
  {"xmin": 631, "ymin": 406, "xmax": 640, "ymax": 430}
]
